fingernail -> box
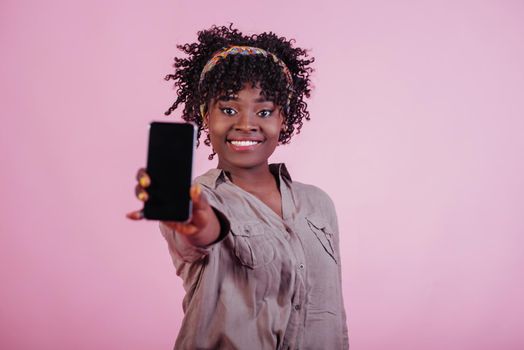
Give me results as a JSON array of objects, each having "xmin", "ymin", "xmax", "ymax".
[
  {"xmin": 180, "ymin": 224, "xmax": 198, "ymax": 235},
  {"xmin": 138, "ymin": 191, "xmax": 149, "ymax": 202},
  {"xmin": 126, "ymin": 211, "xmax": 144, "ymax": 220},
  {"xmin": 194, "ymin": 184, "xmax": 201, "ymax": 197},
  {"xmin": 139, "ymin": 175, "xmax": 150, "ymax": 188},
  {"xmin": 190, "ymin": 184, "xmax": 201, "ymax": 199}
]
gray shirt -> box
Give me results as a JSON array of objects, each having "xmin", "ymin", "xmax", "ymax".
[{"xmin": 160, "ymin": 163, "xmax": 349, "ymax": 349}]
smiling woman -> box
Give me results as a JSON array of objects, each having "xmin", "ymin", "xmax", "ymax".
[
  {"xmin": 127, "ymin": 25, "xmax": 349, "ymax": 349},
  {"xmin": 208, "ymin": 85, "xmax": 284, "ymax": 173}
]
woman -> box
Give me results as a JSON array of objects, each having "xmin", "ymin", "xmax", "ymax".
[{"xmin": 127, "ymin": 25, "xmax": 349, "ymax": 349}]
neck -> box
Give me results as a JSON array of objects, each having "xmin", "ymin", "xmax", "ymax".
[{"xmin": 217, "ymin": 162, "xmax": 276, "ymax": 190}]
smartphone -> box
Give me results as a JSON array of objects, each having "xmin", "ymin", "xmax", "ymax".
[{"xmin": 143, "ymin": 122, "xmax": 195, "ymax": 221}]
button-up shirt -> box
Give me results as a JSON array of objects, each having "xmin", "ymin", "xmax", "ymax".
[{"xmin": 160, "ymin": 163, "xmax": 349, "ymax": 349}]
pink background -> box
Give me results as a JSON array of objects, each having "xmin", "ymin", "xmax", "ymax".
[{"xmin": 1, "ymin": 0, "xmax": 523, "ymax": 349}]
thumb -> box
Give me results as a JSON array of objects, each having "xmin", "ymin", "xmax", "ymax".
[
  {"xmin": 189, "ymin": 184, "xmax": 213, "ymax": 230},
  {"xmin": 190, "ymin": 183, "xmax": 209, "ymax": 211}
]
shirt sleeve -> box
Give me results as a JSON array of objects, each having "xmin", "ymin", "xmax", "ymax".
[
  {"xmin": 325, "ymin": 194, "xmax": 350, "ymax": 349},
  {"xmin": 159, "ymin": 185, "xmax": 230, "ymax": 265}
]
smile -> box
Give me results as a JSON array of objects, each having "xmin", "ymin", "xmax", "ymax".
[
  {"xmin": 227, "ymin": 139, "xmax": 263, "ymax": 151},
  {"xmin": 229, "ymin": 140, "xmax": 261, "ymax": 146}
]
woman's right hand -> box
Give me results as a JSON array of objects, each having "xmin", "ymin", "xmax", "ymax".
[{"xmin": 126, "ymin": 168, "xmax": 218, "ymax": 239}]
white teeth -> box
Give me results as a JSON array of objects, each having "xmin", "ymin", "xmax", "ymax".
[{"xmin": 230, "ymin": 140, "xmax": 260, "ymax": 146}]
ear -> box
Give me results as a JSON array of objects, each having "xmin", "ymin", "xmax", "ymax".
[
  {"xmin": 200, "ymin": 104, "xmax": 209, "ymax": 127},
  {"xmin": 279, "ymin": 121, "xmax": 288, "ymax": 143},
  {"xmin": 280, "ymin": 115, "xmax": 287, "ymax": 132}
]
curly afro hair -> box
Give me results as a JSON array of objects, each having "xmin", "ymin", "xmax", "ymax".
[{"xmin": 164, "ymin": 24, "xmax": 314, "ymax": 152}]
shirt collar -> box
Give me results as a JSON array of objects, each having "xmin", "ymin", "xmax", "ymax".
[{"xmin": 197, "ymin": 163, "xmax": 292, "ymax": 189}]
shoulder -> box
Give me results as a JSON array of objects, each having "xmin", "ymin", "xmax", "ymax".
[
  {"xmin": 192, "ymin": 169, "xmax": 228, "ymax": 210},
  {"xmin": 193, "ymin": 168, "xmax": 222, "ymax": 189},
  {"xmin": 292, "ymin": 180, "xmax": 334, "ymax": 201},
  {"xmin": 292, "ymin": 180, "xmax": 336, "ymax": 211}
]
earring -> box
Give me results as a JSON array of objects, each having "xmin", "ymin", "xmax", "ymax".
[{"xmin": 200, "ymin": 104, "xmax": 206, "ymax": 119}]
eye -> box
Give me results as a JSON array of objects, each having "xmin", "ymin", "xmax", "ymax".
[
  {"xmin": 220, "ymin": 107, "xmax": 237, "ymax": 116},
  {"xmin": 257, "ymin": 109, "xmax": 274, "ymax": 118}
]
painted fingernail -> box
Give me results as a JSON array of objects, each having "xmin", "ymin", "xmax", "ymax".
[
  {"xmin": 194, "ymin": 184, "xmax": 201, "ymax": 196},
  {"xmin": 138, "ymin": 191, "xmax": 149, "ymax": 202},
  {"xmin": 139, "ymin": 175, "xmax": 150, "ymax": 188},
  {"xmin": 180, "ymin": 225, "xmax": 198, "ymax": 235},
  {"xmin": 190, "ymin": 184, "xmax": 201, "ymax": 198}
]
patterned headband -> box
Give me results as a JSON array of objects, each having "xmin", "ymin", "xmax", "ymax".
[
  {"xmin": 198, "ymin": 45, "xmax": 293, "ymax": 88},
  {"xmin": 198, "ymin": 46, "xmax": 294, "ymax": 119}
]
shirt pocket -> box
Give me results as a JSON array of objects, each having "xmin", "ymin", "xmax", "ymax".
[
  {"xmin": 306, "ymin": 216, "xmax": 338, "ymax": 264},
  {"xmin": 230, "ymin": 221, "xmax": 276, "ymax": 269}
]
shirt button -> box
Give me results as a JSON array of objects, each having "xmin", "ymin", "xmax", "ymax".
[
  {"xmin": 299, "ymin": 263, "xmax": 305, "ymax": 269},
  {"xmin": 294, "ymin": 304, "xmax": 301, "ymax": 311}
]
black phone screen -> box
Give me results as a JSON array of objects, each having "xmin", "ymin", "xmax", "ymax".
[{"xmin": 143, "ymin": 122, "xmax": 195, "ymax": 221}]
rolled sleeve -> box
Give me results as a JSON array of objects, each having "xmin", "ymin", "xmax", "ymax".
[
  {"xmin": 159, "ymin": 207, "xmax": 230, "ymax": 264},
  {"xmin": 159, "ymin": 222, "xmax": 210, "ymax": 263}
]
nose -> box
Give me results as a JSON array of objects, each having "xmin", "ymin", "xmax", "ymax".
[{"xmin": 234, "ymin": 111, "xmax": 259, "ymax": 132}]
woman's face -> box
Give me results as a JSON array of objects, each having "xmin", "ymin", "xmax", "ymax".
[{"xmin": 205, "ymin": 84, "xmax": 285, "ymax": 172}]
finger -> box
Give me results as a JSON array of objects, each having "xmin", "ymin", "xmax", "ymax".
[
  {"xmin": 174, "ymin": 222, "xmax": 198, "ymax": 235},
  {"xmin": 135, "ymin": 184, "xmax": 149, "ymax": 202},
  {"xmin": 136, "ymin": 168, "xmax": 151, "ymax": 188},
  {"xmin": 135, "ymin": 167, "xmax": 146, "ymax": 180},
  {"xmin": 190, "ymin": 184, "xmax": 201, "ymax": 203},
  {"xmin": 190, "ymin": 184, "xmax": 208, "ymax": 210},
  {"xmin": 189, "ymin": 185, "xmax": 212, "ymax": 230},
  {"xmin": 126, "ymin": 210, "xmax": 144, "ymax": 220},
  {"xmin": 163, "ymin": 221, "xmax": 198, "ymax": 235}
]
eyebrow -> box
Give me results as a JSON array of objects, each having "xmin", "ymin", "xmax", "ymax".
[
  {"xmin": 217, "ymin": 95, "xmax": 237, "ymax": 101},
  {"xmin": 216, "ymin": 95, "xmax": 272, "ymax": 103}
]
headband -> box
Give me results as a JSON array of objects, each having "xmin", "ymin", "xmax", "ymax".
[
  {"xmin": 199, "ymin": 45, "xmax": 293, "ymax": 87},
  {"xmin": 199, "ymin": 46, "xmax": 293, "ymax": 118}
]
